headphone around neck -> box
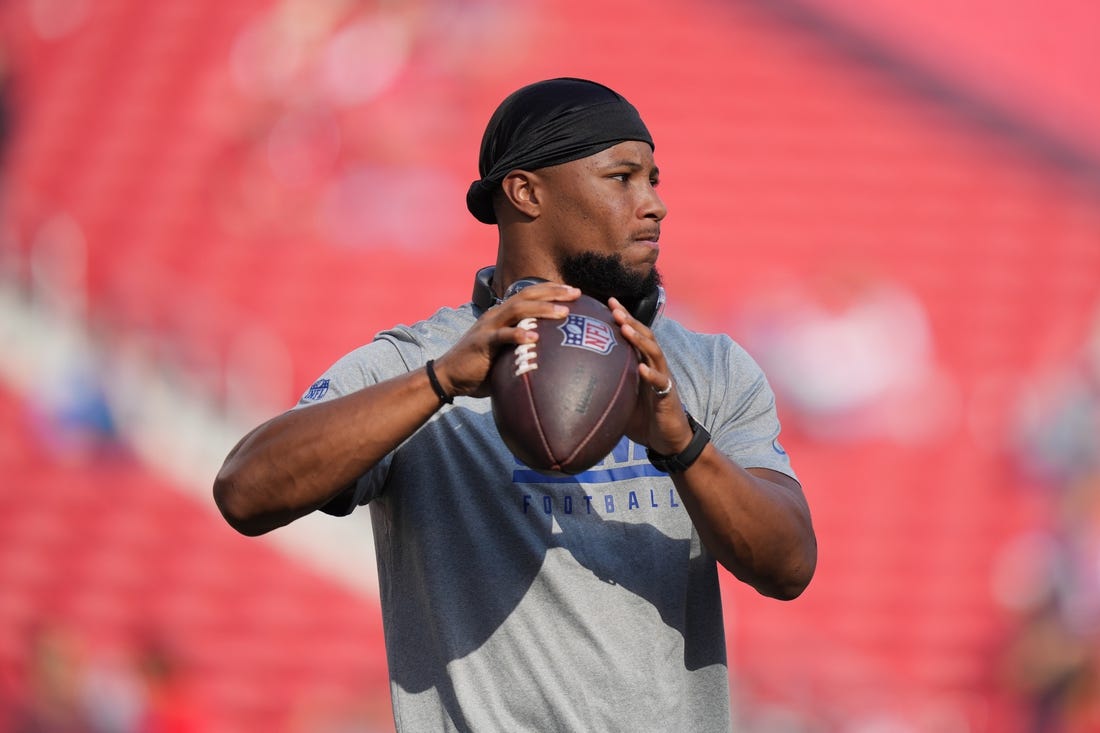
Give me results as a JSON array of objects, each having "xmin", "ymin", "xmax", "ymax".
[{"xmin": 471, "ymin": 266, "xmax": 665, "ymax": 327}]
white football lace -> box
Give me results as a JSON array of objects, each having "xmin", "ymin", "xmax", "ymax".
[{"xmin": 513, "ymin": 318, "xmax": 539, "ymax": 376}]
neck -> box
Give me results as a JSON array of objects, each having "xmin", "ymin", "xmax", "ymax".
[{"xmin": 493, "ymin": 243, "xmax": 560, "ymax": 298}]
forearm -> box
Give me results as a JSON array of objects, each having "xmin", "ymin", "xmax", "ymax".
[
  {"xmin": 672, "ymin": 447, "xmax": 817, "ymax": 600},
  {"xmin": 213, "ymin": 367, "xmax": 443, "ymax": 535}
]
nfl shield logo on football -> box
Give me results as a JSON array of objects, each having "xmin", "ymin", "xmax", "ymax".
[{"xmin": 558, "ymin": 314, "xmax": 616, "ymax": 355}]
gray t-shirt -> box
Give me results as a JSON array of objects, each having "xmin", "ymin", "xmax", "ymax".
[{"xmin": 298, "ymin": 303, "xmax": 795, "ymax": 732}]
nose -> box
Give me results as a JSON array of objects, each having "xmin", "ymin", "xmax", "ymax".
[{"xmin": 641, "ymin": 186, "xmax": 667, "ymax": 222}]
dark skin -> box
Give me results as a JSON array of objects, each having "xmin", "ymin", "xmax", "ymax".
[{"xmin": 214, "ymin": 141, "xmax": 817, "ymax": 600}]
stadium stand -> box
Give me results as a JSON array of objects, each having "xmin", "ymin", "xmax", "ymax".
[{"xmin": 0, "ymin": 384, "xmax": 391, "ymax": 732}]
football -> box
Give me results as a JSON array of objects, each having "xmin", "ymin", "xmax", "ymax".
[{"xmin": 490, "ymin": 294, "xmax": 639, "ymax": 475}]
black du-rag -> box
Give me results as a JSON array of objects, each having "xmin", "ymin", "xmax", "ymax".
[{"xmin": 465, "ymin": 78, "xmax": 654, "ymax": 224}]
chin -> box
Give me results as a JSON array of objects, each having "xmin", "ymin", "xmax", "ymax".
[{"xmin": 558, "ymin": 251, "xmax": 661, "ymax": 302}]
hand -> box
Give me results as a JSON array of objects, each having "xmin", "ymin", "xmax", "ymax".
[
  {"xmin": 608, "ymin": 297, "xmax": 694, "ymax": 455},
  {"xmin": 433, "ymin": 283, "xmax": 582, "ymax": 399}
]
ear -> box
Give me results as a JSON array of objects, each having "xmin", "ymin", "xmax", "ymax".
[{"xmin": 499, "ymin": 170, "xmax": 541, "ymax": 219}]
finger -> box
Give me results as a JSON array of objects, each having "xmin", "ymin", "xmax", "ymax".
[
  {"xmin": 638, "ymin": 362, "xmax": 675, "ymax": 399},
  {"xmin": 608, "ymin": 297, "xmax": 656, "ymax": 343},
  {"xmin": 486, "ymin": 287, "xmax": 579, "ymax": 349},
  {"xmin": 609, "ymin": 298, "xmax": 663, "ymax": 367},
  {"xmin": 511, "ymin": 282, "xmax": 582, "ymax": 305},
  {"xmin": 488, "ymin": 285, "xmax": 579, "ymax": 326},
  {"xmin": 607, "ymin": 296, "xmax": 633, "ymax": 325},
  {"xmin": 483, "ymin": 299, "xmax": 569, "ymax": 335},
  {"xmin": 493, "ymin": 320, "xmax": 541, "ymax": 348},
  {"xmin": 608, "ymin": 297, "xmax": 676, "ymax": 400},
  {"xmin": 640, "ymin": 363, "xmax": 675, "ymax": 398}
]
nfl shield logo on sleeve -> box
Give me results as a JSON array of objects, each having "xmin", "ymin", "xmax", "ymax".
[{"xmin": 303, "ymin": 378, "xmax": 330, "ymax": 402}]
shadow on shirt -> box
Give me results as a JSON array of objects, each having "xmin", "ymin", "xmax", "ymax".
[{"xmin": 340, "ymin": 404, "xmax": 727, "ymax": 708}]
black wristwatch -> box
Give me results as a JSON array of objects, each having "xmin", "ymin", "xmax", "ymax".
[{"xmin": 647, "ymin": 413, "xmax": 711, "ymax": 474}]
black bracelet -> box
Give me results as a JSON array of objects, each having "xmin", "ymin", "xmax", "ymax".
[
  {"xmin": 647, "ymin": 413, "xmax": 711, "ymax": 474},
  {"xmin": 425, "ymin": 359, "xmax": 453, "ymax": 405}
]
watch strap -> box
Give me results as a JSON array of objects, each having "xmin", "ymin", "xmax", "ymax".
[{"xmin": 647, "ymin": 413, "xmax": 711, "ymax": 474}]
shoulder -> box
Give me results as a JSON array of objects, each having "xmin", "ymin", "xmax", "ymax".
[
  {"xmin": 655, "ymin": 316, "xmax": 772, "ymax": 415},
  {"xmin": 301, "ymin": 304, "xmax": 475, "ymax": 403},
  {"xmin": 654, "ymin": 316, "xmax": 756, "ymax": 369},
  {"xmin": 375, "ymin": 303, "xmax": 477, "ymax": 356}
]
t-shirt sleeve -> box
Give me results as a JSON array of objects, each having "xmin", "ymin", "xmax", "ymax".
[
  {"xmin": 293, "ymin": 336, "xmax": 414, "ymax": 515},
  {"xmin": 709, "ymin": 340, "xmax": 798, "ymax": 482}
]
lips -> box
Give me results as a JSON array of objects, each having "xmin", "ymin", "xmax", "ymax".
[{"xmin": 631, "ymin": 235, "xmax": 660, "ymax": 263}]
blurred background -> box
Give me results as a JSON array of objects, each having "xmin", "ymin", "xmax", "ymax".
[{"xmin": 0, "ymin": 0, "xmax": 1097, "ymax": 731}]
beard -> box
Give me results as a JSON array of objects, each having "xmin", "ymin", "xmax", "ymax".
[{"xmin": 556, "ymin": 251, "xmax": 662, "ymax": 313}]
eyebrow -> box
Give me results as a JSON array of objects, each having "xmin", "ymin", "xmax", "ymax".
[{"xmin": 605, "ymin": 159, "xmax": 660, "ymax": 177}]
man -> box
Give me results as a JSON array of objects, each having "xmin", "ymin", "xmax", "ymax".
[{"xmin": 214, "ymin": 77, "xmax": 817, "ymax": 732}]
